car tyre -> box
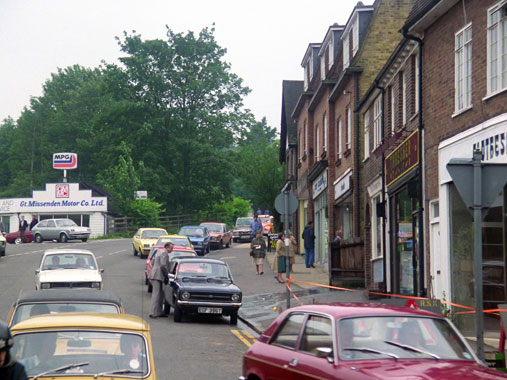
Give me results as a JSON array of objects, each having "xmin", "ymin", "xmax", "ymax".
[
  {"xmin": 0, "ymin": 250, "xmax": 5, "ymax": 257},
  {"xmin": 60, "ymin": 233, "xmax": 68, "ymax": 243},
  {"xmin": 219, "ymin": 240, "xmax": 224, "ymax": 249},
  {"xmin": 173, "ymin": 305, "xmax": 183, "ymax": 322},
  {"xmin": 226, "ymin": 239, "xmax": 231, "ymax": 248},
  {"xmin": 147, "ymin": 282, "xmax": 153, "ymax": 293},
  {"xmin": 207, "ymin": 243, "xmax": 210, "ymax": 254},
  {"xmin": 133, "ymin": 246, "xmax": 138, "ymax": 256},
  {"xmin": 14, "ymin": 237, "xmax": 22, "ymax": 245},
  {"xmin": 34, "ymin": 234, "xmax": 43, "ymax": 243},
  {"xmin": 230, "ymin": 311, "xmax": 238, "ymax": 325},
  {"xmin": 163, "ymin": 300, "xmax": 171, "ymax": 315},
  {"xmin": 81, "ymin": 238, "xmax": 88, "ymax": 242},
  {"xmin": 139, "ymin": 253, "xmax": 145, "ymax": 260}
]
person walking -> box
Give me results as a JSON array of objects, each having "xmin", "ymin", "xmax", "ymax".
[
  {"xmin": 288, "ymin": 233, "xmax": 297, "ymax": 272},
  {"xmin": 302, "ymin": 220, "xmax": 315, "ymax": 268},
  {"xmin": 148, "ymin": 242, "xmax": 173, "ymax": 318},
  {"xmin": 18, "ymin": 216, "xmax": 28, "ymax": 243},
  {"xmin": 275, "ymin": 233, "xmax": 286, "ymax": 283},
  {"xmin": 249, "ymin": 214, "xmax": 263, "ymax": 239},
  {"xmin": 0, "ymin": 320, "xmax": 28, "ymax": 380},
  {"xmin": 250, "ymin": 231, "xmax": 266, "ymax": 275},
  {"xmin": 29, "ymin": 216, "xmax": 38, "ymax": 231}
]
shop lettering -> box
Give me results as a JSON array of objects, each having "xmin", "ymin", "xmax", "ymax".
[
  {"xmin": 385, "ymin": 130, "xmax": 419, "ymax": 187},
  {"xmin": 0, "ymin": 200, "xmax": 13, "ymax": 212},
  {"xmin": 473, "ymin": 132, "xmax": 506, "ymax": 161},
  {"xmin": 19, "ymin": 199, "xmax": 104, "ymax": 208}
]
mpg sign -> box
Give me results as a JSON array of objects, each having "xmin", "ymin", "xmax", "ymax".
[{"xmin": 53, "ymin": 153, "xmax": 78, "ymax": 170}]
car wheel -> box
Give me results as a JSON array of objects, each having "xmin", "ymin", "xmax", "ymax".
[
  {"xmin": 139, "ymin": 253, "xmax": 145, "ymax": 260},
  {"xmin": 14, "ymin": 237, "xmax": 22, "ymax": 245},
  {"xmin": 219, "ymin": 240, "xmax": 224, "ymax": 249},
  {"xmin": 173, "ymin": 305, "xmax": 183, "ymax": 322},
  {"xmin": 163, "ymin": 300, "xmax": 171, "ymax": 315},
  {"xmin": 81, "ymin": 238, "xmax": 88, "ymax": 242},
  {"xmin": 0, "ymin": 249, "xmax": 5, "ymax": 257},
  {"xmin": 229, "ymin": 311, "xmax": 238, "ymax": 325},
  {"xmin": 133, "ymin": 246, "xmax": 138, "ymax": 256},
  {"xmin": 226, "ymin": 239, "xmax": 231, "ymax": 248},
  {"xmin": 207, "ymin": 243, "xmax": 210, "ymax": 253},
  {"xmin": 34, "ymin": 234, "xmax": 43, "ymax": 243},
  {"xmin": 60, "ymin": 233, "xmax": 68, "ymax": 243},
  {"xmin": 147, "ymin": 282, "xmax": 153, "ymax": 293}
]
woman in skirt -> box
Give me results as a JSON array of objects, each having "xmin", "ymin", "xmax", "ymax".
[
  {"xmin": 275, "ymin": 233, "xmax": 286, "ymax": 283},
  {"xmin": 250, "ymin": 230, "xmax": 267, "ymax": 275}
]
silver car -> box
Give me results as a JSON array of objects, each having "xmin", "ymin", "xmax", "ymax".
[{"xmin": 32, "ymin": 218, "xmax": 91, "ymax": 243}]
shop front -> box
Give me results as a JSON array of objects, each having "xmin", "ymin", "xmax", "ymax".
[
  {"xmin": 333, "ymin": 169, "xmax": 353, "ymax": 240},
  {"xmin": 438, "ymin": 114, "xmax": 507, "ymax": 331},
  {"xmin": 386, "ymin": 130, "xmax": 421, "ymax": 296},
  {"xmin": 312, "ymin": 169, "xmax": 328, "ymax": 267},
  {"xmin": 0, "ymin": 183, "xmax": 108, "ymax": 237}
]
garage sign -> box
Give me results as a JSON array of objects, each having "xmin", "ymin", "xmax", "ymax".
[{"xmin": 53, "ymin": 153, "xmax": 78, "ymax": 170}]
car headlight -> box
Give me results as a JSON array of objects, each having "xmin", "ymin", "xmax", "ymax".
[
  {"xmin": 91, "ymin": 282, "xmax": 101, "ymax": 288},
  {"xmin": 41, "ymin": 283, "xmax": 51, "ymax": 289},
  {"xmin": 232, "ymin": 293, "xmax": 241, "ymax": 302},
  {"xmin": 181, "ymin": 291, "xmax": 190, "ymax": 300}
]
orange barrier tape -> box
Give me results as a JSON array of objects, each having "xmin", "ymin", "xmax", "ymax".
[
  {"xmin": 285, "ymin": 282, "xmax": 304, "ymax": 306},
  {"xmin": 286, "ymin": 277, "xmax": 479, "ymax": 313}
]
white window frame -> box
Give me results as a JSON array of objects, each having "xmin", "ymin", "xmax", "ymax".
[
  {"xmin": 372, "ymin": 195, "xmax": 384, "ymax": 259},
  {"xmin": 353, "ymin": 17, "xmax": 359, "ymax": 55},
  {"xmin": 343, "ymin": 37, "xmax": 350, "ymax": 69},
  {"xmin": 364, "ymin": 111, "xmax": 370, "ymax": 160},
  {"xmin": 299, "ymin": 129, "xmax": 302, "ymax": 159},
  {"xmin": 487, "ymin": 2, "xmax": 507, "ymax": 96},
  {"xmin": 315, "ymin": 124, "xmax": 320, "ymax": 160},
  {"xmin": 323, "ymin": 112, "xmax": 328, "ymax": 152},
  {"xmin": 337, "ymin": 118, "xmax": 343, "ymax": 158},
  {"xmin": 304, "ymin": 120, "xmax": 307, "ymax": 155},
  {"xmin": 390, "ymin": 86, "xmax": 395, "ymax": 132},
  {"xmin": 328, "ymin": 37, "xmax": 334, "ymax": 68},
  {"xmin": 455, "ymin": 23, "xmax": 473, "ymax": 113},
  {"xmin": 402, "ymin": 71, "xmax": 407, "ymax": 126},
  {"xmin": 373, "ymin": 96, "xmax": 382, "ymax": 148},
  {"xmin": 346, "ymin": 106, "xmax": 352, "ymax": 149},
  {"xmin": 321, "ymin": 54, "xmax": 326, "ymax": 80},
  {"xmin": 304, "ymin": 64, "xmax": 309, "ymax": 91}
]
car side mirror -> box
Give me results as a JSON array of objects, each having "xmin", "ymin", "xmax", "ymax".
[
  {"xmin": 316, "ymin": 347, "xmax": 334, "ymax": 363},
  {"xmin": 35, "ymin": 269, "xmax": 40, "ymax": 274},
  {"xmin": 100, "ymin": 268, "xmax": 104, "ymax": 273}
]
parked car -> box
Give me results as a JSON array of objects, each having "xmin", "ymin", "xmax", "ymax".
[
  {"xmin": 155, "ymin": 234, "xmax": 194, "ymax": 249},
  {"xmin": 132, "ymin": 227, "xmax": 168, "ymax": 258},
  {"xmin": 35, "ymin": 249, "xmax": 103, "ymax": 290},
  {"xmin": 5, "ymin": 229, "xmax": 34, "ymax": 244},
  {"xmin": 7, "ymin": 289, "xmax": 124, "ymax": 326},
  {"xmin": 0, "ymin": 233, "xmax": 6, "ymax": 255},
  {"xmin": 178, "ymin": 226, "xmax": 210, "ymax": 255},
  {"xmin": 200, "ymin": 222, "xmax": 232, "ymax": 249},
  {"xmin": 240, "ymin": 303, "xmax": 507, "ymax": 380},
  {"xmin": 145, "ymin": 244, "xmax": 197, "ymax": 293},
  {"xmin": 10, "ymin": 313, "xmax": 157, "ymax": 379},
  {"xmin": 32, "ymin": 218, "xmax": 91, "ymax": 243},
  {"xmin": 163, "ymin": 257, "xmax": 242, "ymax": 324},
  {"xmin": 258, "ymin": 214, "xmax": 274, "ymax": 235},
  {"xmin": 232, "ymin": 217, "xmax": 253, "ymax": 243}
]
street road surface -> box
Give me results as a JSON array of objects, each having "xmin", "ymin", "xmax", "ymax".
[{"xmin": 0, "ymin": 238, "xmax": 271, "ymax": 379}]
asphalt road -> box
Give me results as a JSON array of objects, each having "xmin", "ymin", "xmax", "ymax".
[{"xmin": 0, "ymin": 238, "xmax": 275, "ymax": 379}]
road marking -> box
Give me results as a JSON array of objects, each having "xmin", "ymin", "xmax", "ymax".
[
  {"xmin": 220, "ymin": 256, "xmax": 236, "ymax": 260},
  {"xmin": 108, "ymin": 249, "xmax": 128, "ymax": 256},
  {"xmin": 231, "ymin": 329, "xmax": 252, "ymax": 348},
  {"xmin": 96, "ymin": 256, "xmax": 103, "ymax": 259},
  {"xmin": 240, "ymin": 330, "xmax": 255, "ymax": 340}
]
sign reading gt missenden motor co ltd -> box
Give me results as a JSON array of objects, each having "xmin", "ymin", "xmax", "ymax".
[{"xmin": 53, "ymin": 153, "xmax": 78, "ymax": 170}]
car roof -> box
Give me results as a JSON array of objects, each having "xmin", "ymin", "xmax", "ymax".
[
  {"xmin": 43, "ymin": 248, "xmax": 95, "ymax": 255},
  {"xmin": 12, "ymin": 289, "xmax": 123, "ymax": 306},
  {"xmin": 285, "ymin": 303, "xmax": 441, "ymax": 319},
  {"xmin": 180, "ymin": 225, "xmax": 204, "ymax": 229},
  {"xmin": 200, "ymin": 222, "xmax": 224, "ymax": 225},
  {"xmin": 138, "ymin": 227, "xmax": 167, "ymax": 231},
  {"xmin": 174, "ymin": 257, "xmax": 227, "ymax": 265},
  {"xmin": 10, "ymin": 313, "xmax": 148, "ymax": 332},
  {"xmin": 158, "ymin": 234, "xmax": 190, "ymax": 239}
]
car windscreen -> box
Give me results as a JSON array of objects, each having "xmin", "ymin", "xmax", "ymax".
[
  {"xmin": 42, "ymin": 253, "xmax": 97, "ymax": 270},
  {"xmin": 202, "ymin": 224, "xmax": 221, "ymax": 232},
  {"xmin": 337, "ymin": 316, "xmax": 474, "ymax": 361},
  {"xmin": 259, "ymin": 217, "xmax": 270, "ymax": 223},
  {"xmin": 11, "ymin": 303, "xmax": 120, "ymax": 326},
  {"xmin": 12, "ymin": 331, "xmax": 149, "ymax": 377},
  {"xmin": 169, "ymin": 251, "xmax": 196, "ymax": 260},
  {"xmin": 156, "ymin": 237, "xmax": 190, "ymax": 247},
  {"xmin": 141, "ymin": 230, "xmax": 166, "ymax": 239},
  {"xmin": 55, "ymin": 219, "xmax": 78, "ymax": 227},
  {"xmin": 236, "ymin": 218, "xmax": 252, "ymax": 226},
  {"xmin": 179, "ymin": 228, "xmax": 204, "ymax": 236},
  {"xmin": 177, "ymin": 262, "xmax": 229, "ymax": 278}
]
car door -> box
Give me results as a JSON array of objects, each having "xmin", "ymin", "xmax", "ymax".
[
  {"xmin": 45, "ymin": 219, "xmax": 57, "ymax": 240},
  {"xmin": 133, "ymin": 230, "xmax": 141, "ymax": 251},
  {"xmin": 165, "ymin": 262, "xmax": 179, "ymax": 306},
  {"xmin": 291, "ymin": 313, "xmax": 339, "ymax": 379},
  {"xmin": 203, "ymin": 228, "xmax": 210, "ymax": 249}
]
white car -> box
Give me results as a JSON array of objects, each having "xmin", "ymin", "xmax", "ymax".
[{"xmin": 35, "ymin": 249, "xmax": 103, "ymax": 290}]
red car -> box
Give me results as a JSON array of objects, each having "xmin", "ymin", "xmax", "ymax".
[
  {"xmin": 200, "ymin": 222, "xmax": 232, "ymax": 249},
  {"xmin": 240, "ymin": 303, "xmax": 507, "ymax": 380},
  {"xmin": 145, "ymin": 244, "xmax": 197, "ymax": 292},
  {"xmin": 5, "ymin": 230, "xmax": 33, "ymax": 244}
]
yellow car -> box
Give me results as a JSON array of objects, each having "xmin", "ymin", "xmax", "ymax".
[
  {"xmin": 10, "ymin": 313, "xmax": 157, "ymax": 379},
  {"xmin": 0, "ymin": 233, "xmax": 6, "ymax": 256},
  {"xmin": 132, "ymin": 228, "xmax": 168, "ymax": 258},
  {"xmin": 155, "ymin": 234, "xmax": 194, "ymax": 249}
]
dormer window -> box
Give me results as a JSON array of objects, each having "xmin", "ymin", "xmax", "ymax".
[
  {"xmin": 343, "ymin": 37, "xmax": 350, "ymax": 68},
  {"xmin": 304, "ymin": 64, "xmax": 310, "ymax": 90},
  {"xmin": 352, "ymin": 17, "xmax": 359, "ymax": 55}
]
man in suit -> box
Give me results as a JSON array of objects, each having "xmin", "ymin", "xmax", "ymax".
[{"xmin": 148, "ymin": 242, "xmax": 173, "ymax": 318}]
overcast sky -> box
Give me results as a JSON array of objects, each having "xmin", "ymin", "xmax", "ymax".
[{"xmin": 1, "ymin": 0, "xmax": 370, "ymax": 132}]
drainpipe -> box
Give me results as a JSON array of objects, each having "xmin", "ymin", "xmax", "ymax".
[
  {"xmin": 403, "ymin": 31, "xmax": 425, "ymax": 297},
  {"xmin": 354, "ymin": 75, "xmax": 361, "ymax": 238},
  {"xmin": 374, "ymin": 79, "xmax": 387, "ymax": 293}
]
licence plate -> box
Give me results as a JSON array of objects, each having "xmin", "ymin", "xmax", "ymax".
[{"xmin": 198, "ymin": 307, "xmax": 222, "ymax": 314}]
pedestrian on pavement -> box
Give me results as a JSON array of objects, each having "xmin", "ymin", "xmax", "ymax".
[
  {"xmin": 250, "ymin": 214, "xmax": 263, "ymax": 239},
  {"xmin": 288, "ymin": 233, "xmax": 297, "ymax": 272},
  {"xmin": 29, "ymin": 216, "xmax": 38, "ymax": 231},
  {"xmin": 0, "ymin": 320, "xmax": 28, "ymax": 380},
  {"xmin": 250, "ymin": 231, "xmax": 266, "ymax": 275},
  {"xmin": 302, "ymin": 220, "xmax": 315, "ymax": 268},
  {"xmin": 275, "ymin": 233, "xmax": 286, "ymax": 283},
  {"xmin": 148, "ymin": 242, "xmax": 173, "ymax": 318},
  {"xmin": 0, "ymin": 219, "xmax": 5, "ymax": 234},
  {"xmin": 18, "ymin": 216, "xmax": 28, "ymax": 243}
]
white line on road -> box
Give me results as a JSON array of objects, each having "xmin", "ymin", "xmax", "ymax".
[
  {"xmin": 108, "ymin": 249, "xmax": 128, "ymax": 256},
  {"xmin": 220, "ymin": 256, "xmax": 236, "ymax": 260},
  {"xmin": 96, "ymin": 256, "xmax": 103, "ymax": 259}
]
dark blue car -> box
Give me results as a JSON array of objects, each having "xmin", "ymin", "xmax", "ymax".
[{"xmin": 178, "ymin": 226, "xmax": 210, "ymax": 255}]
